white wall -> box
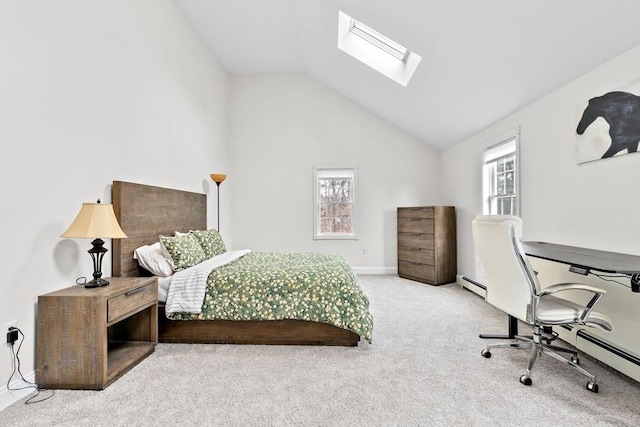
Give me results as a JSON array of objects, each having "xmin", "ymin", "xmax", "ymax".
[
  {"xmin": 441, "ymin": 46, "xmax": 640, "ymax": 279},
  {"xmin": 0, "ymin": 0, "xmax": 229, "ymax": 409},
  {"xmin": 229, "ymin": 75, "xmax": 440, "ymax": 271}
]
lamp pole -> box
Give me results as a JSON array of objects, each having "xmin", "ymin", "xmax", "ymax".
[
  {"xmin": 210, "ymin": 174, "xmax": 227, "ymax": 231},
  {"xmin": 215, "ymin": 181, "xmax": 222, "ymax": 231}
]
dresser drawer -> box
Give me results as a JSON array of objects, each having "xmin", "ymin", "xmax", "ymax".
[
  {"xmin": 398, "ymin": 232, "xmax": 434, "ymax": 249},
  {"xmin": 108, "ymin": 282, "xmax": 156, "ymax": 323},
  {"xmin": 398, "ymin": 247, "xmax": 434, "ymax": 265},
  {"xmin": 398, "ymin": 207, "xmax": 434, "ymax": 219},
  {"xmin": 398, "ymin": 261, "xmax": 435, "ymax": 282},
  {"xmin": 398, "ymin": 217, "xmax": 434, "ymax": 233}
]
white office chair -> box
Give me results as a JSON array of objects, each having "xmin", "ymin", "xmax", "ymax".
[{"xmin": 472, "ymin": 215, "xmax": 613, "ymax": 392}]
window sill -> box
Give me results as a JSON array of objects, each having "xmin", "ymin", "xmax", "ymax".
[{"xmin": 313, "ymin": 235, "xmax": 359, "ymax": 241}]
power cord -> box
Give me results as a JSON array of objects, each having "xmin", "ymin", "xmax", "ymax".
[
  {"xmin": 591, "ymin": 272, "xmax": 631, "ymax": 289},
  {"xmin": 6, "ymin": 327, "xmax": 54, "ymax": 404}
]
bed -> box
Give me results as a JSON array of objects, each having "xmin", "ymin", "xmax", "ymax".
[{"xmin": 112, "ymin": 180, "xmax": 372, "ymax": 346}]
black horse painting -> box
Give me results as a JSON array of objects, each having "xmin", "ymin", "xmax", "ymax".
[{"xmin": 576, "ymin": 91, "xmax": 640, "ymax": 158}]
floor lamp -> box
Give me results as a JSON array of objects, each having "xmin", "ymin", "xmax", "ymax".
[{"xmin": 210, "ymin": 173, "xmax": 227, "ymax": 231}]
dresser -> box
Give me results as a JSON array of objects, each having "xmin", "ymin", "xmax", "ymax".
[{"xmin": 397, "ymin": 206, "xmax": 456, "ymax": 285}]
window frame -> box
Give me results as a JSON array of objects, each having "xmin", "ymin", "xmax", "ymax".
[
  {"xmin": 349, "ymin": 17, "xmax": 409, "ymax": 62},
  {"xmin": 481, "ymin": 128, "xmax": 521, "ymax": 216},
  {"xmin": 313, "ymin": 166, "xmax": 358, "ymax": 240}
]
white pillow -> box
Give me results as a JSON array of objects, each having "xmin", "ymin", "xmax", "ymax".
[{"xmin": 133, "ymin": 242, "xmax": 174, "ymax": 277}]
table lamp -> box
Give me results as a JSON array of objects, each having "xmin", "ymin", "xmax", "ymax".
[{"xmin": 61, "ymin": 200, "xmax": 127, "ymax": 288}]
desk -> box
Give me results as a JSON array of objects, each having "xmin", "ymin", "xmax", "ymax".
[
  {"xmin": 480, "ymin": 241, "xmax": 640, "ymax": 340},
  {"xmin": 521, "ymin": 241, "xmax": 640, "ymax": 293}
]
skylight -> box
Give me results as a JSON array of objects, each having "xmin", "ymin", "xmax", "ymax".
[
  {"xmin": 349, "ymin": 19, "xmax": 408, "ymax": 62},
  {"xmin": 337, "ymin": 11, "xmax": 421, "ymax": 86}
]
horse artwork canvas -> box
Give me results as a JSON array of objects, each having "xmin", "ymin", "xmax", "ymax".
[{"xmin": 575, "ymin": 81, "xmax": 640, "ymax": 164}]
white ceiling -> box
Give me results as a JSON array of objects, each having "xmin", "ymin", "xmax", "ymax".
[{"xmin": 175, "ymin": 0, "xmax": 640, "ymax": 152}]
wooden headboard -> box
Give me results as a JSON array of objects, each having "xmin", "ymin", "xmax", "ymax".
[{"xmin": 112, "ymin": 181, "xmax": 207, "ymax": 277}]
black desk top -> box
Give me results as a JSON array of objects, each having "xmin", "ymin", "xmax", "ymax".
[{"xmin": 522, "ymin": 241, "xmax": 640, "ymax": 275}]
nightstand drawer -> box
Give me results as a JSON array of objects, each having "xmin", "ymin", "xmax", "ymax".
[{"xmin": 108, "ymin": 283, "xmax": 156, "ymax": 323}]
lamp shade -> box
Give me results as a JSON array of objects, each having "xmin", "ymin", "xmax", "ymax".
[
  {"xmin": 210, "ymin": 173, "xmax": 227, "ymax": 184},
  {"xmin": 61, "ymin": 202, "xmax": 127, "ymax": 239}
]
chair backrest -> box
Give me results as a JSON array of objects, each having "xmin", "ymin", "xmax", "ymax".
[{"xmin": 472, "ymin": 215, "xmax": 539, "ymax": 323}]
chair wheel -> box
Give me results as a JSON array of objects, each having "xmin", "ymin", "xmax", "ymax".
[
  {"xmin": 520, "ymin": 375, "xmax": 532, "ymax": 386},
  {"xmin": 586, "ymin": 382, "xmax": 599, "ymax": 393},
  {"xmin": 571, "ymin": 356, "xmax": 580, "ymax": 365},
  {"xmin": 481, "ymin": 349, "xmax": 491, "ymax": 358}
]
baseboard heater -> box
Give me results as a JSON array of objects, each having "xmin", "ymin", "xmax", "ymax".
[
  {"xmin": 559, "ymin": 320, "xmax": 639, "ymax": 380},
  {"xmin": 576, "ymin": 330, "xmax": 640, "ymax": 367},
  {"xmin": 460, "ymin": 275, "xmax": 487, "ymax": 298},
  {"xmin": 461, "ymin": 276, "xmax": 486, "ymax": 291},
  {"xmin": 556, "ymin": 321, "xmax": 638, "ymax": 366}
]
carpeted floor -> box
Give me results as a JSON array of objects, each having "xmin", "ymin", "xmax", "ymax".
[{"xmin": 2, "ymin": 275, "xmax": 639, "ymax": 426}]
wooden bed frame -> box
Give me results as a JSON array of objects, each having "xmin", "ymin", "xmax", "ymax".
[{"xmin": 112, "ymin": 180, "xmax": 360, "ymax": 346}]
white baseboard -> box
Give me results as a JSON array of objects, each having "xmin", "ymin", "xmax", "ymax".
[
  {"xmin": 0, "ymin": 371, "xmax": 36, "ymax": 411},
  {"xmin": 352, "ymin": 267, "xmax": 398, "ymax": 275}
]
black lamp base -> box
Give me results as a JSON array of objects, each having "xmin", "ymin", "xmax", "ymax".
[
  {"xmin": 86, "ymin": 238, "xmax": 109, "ymax": 288},
  {"xmin": 85, "ymin": 277, "xmax": 110, "ymax": 288}
]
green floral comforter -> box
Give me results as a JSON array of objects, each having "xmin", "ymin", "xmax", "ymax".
[{"xmin": 168, "ymin": 252, "xmax": 373, "ymax": 342}]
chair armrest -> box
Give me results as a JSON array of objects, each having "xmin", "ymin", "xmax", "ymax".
[
  {"xmin": 538, "ymin": 283, "xmax": 606, "ymax": 297},
  {"xmin": 538, "ymin": 283, "xmax": 606, "ymax": 323}
]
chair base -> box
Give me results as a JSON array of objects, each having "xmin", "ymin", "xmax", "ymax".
[
  {"xmin": 481, "ymin": 326, "xmax": 600, "ymax": 392},
  {"xmin": 479, "ymin": 314, "xmax": 519, "ymax": 339}
]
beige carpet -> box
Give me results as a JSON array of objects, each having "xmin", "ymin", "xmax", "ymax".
[{"xmin": 2, "ymin": 275, "xmax": 639, "ymax": 426}]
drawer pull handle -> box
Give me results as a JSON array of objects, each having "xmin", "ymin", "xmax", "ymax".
[{"xmin": 125, "ymin": 286, "xmax": 147, "ymax": 297}]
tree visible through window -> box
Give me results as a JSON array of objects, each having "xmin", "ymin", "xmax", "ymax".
[
  {"xmin": 314, "ymin": 167, "xmax": 358, "ymax": 239},
  {"xmin": 319, "ymin": 178, "xmax": 352, "ymax": 233},
  {"xmin": 482, "ymin": 130, "xmax": 519, "ymax": 216}
]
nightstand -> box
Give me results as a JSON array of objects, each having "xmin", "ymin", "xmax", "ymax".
[{"xmin": 36, "ymin": 277, "xmax": 158, "ymax": 390}]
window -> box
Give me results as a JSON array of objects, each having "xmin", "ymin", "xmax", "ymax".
[
  {"xmin": 337, "ymin": 11, "xmax": 421, "ymax": 87},
  {"xmin": 313, "ymin": 166, "xmax": 358, "ymax": 240},
  {"xmin": 349, "ymin": 17, "xmax": 408, "ymax": 61},
  {"xmin": 482, "ymin": 129, "xmax": 520, "ymax": 216}
]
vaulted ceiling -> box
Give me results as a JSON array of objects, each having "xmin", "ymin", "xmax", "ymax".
[{"xmin": 175, "ymin": 0, "xmax": 640, "ymax": 152}]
